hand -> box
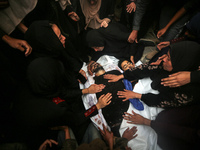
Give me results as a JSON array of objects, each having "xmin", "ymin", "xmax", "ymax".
[
  {"xmin": 87, "ymin": 60, "xmax": 95, "ymax": 76},
  {"xmin": 130, "ymin": 56, "xmax": 135, "ymax": 67},
  {"xmin": 101, "ymin": 21, "xmax": 109, "ymax": 28},
  {"xmin": 2, "ymin": 35, "xmax": 32, "ymax": 56},
  {"xmin": 103, "ymin": 74, "xmax": 124, "ymax": 82},
  {"xmin": 117, "ymin": 89, "xmax": 141, "ymax": 101},
  {"xmin": 68, "ymin": 11, "xmax": 80, "ymax": 21},
  {"xmin": 88, "ymin": 84, "xmax": 105, "ymax": 93},
  {"xmin": 126, "ymin": 2, "xmax": 136, "ymax": 13},
  {"xmin": 157, "ymin": 27, "xmax": 167, "ymax": 39},
  {"xmin": 96, "ymin": 93, "xmax": 112, "ymax": 109},
  {"xmin": 98, "ymin": 124, "xmax": 114, "ymax": 148},
  {"xmin": 150, "ymin": 54, "xmax": 167, "ymax": 65},
  {"xmin": 123, "ymin": 110, "xmax": 148, "ymax": 125},
  {"xmin": 122, "ymin": 126, "xmax": 137, "ymax": 141},
  {"xmin": 38, "ymin": 139, "xmax": 58, "ymax": 150},
  {"xmin": 79, "ymin": 69, "xmax": 88, "ymax": 80},
  {"xmin": 128, "ymin": 30, "xmax": 138, "ymax": 43},
  {"xmin": 161, "ymin": 71, "xmax": 191, "ymax": 87},
  {"xmin": 157, "ymin": 41, "xmax": 170, "ymax": 50}
]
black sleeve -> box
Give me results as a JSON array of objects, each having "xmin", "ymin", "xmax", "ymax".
[
  {"xmin": 100, "ymin": 0, "xmax": 115, "ymax": 20},
  {"xmin": 123, "ymin": 63, "xmax": 162, "ymax": 81},
  {"xmin": 191, "ymin": 71, "xmax": 200, "ymax": 84},
  {"xmin": 151, "ymin": 120, "xmax": 197, "ymax": 144}
]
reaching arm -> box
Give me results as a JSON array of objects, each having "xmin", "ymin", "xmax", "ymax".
[{"xmin": 157, "ymin": 7, "xmax": 187, "ymax": 38}]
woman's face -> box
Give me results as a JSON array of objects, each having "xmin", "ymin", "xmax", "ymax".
[
  {"xmin": 161, "ymin": 51, "xmax": 173, "ymax": 72},
  {"xmin": 88, "ymin": 0, "xmax": 98, "ymax": 5},
  {"xmin": 51, "ymin": 24, "xmax": 66, "ymax": 48},
  {"xmin": 92, "ymin": 46, "xmax": 104, "ymax": 52}
]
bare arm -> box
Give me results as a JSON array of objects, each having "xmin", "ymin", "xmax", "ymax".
[{"xmin": 157, "ymin": 7, "xmax": 187, "ymax": 38}]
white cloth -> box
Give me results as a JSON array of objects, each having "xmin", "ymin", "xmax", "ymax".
[
  {"xmin": 80, "ymin": 55, "xmax": 163, "ymax": 150},
  {"xmin": 0, "ymin": 0, "xmax": 37, "ymax": 34}
]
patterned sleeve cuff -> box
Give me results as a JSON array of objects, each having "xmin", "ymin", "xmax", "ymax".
[{"xmin": 84, "ymin": 105, "xmax": 97, "ymax": 117}]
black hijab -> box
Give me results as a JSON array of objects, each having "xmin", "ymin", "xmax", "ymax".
[
  {"xmin": 170, "ymin": 41, "xmax": 200, "ymax": 73},
  {"xmin": 85, "ymin": 23, "xmax": 138, "ymax": 61},
  {"xmin": 25, "ymin": 20, "xmax": 83, "ymax": 72},
  {"xmin": 27, "ymin": 57, "xmax": 67, "ymax": 98}
]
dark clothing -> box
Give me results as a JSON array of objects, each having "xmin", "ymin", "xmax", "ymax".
[
  {"xmin": 0, "ymin": 28, "xmax": 6, "ymax": 39},
  {"xmin": 86, "ymin": 23, "xmax": 144, "ymax": 62},
  {"xmin": 94, "ymin": 70, "xmax": 129, "ymax": 136},
  {"xmin": 191, "ymin": 71, "xmax": 200, "ymax": 84},
  {"xmin": 151, "ymin": 105, "xmax": 200, "ymax": 150},
  {"xmin": 15, "ymin": 57, "xmax": 98, "ymax": 146},
  {"xmin": 124, "ymin": 41, "xmax": 200, "ymax": 108},
  {"xmin": 25, "ymin": 20, "xmax": 83, "ymax": 73}
]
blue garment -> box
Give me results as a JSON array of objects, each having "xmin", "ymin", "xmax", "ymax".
[{"xmin": 123, "ymin": 79, "xmax": 144, "ymax": 111}]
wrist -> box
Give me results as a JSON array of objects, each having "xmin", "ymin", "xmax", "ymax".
[
  {"xmin": 82, "ymin": 88, "xmax": 89, "ymax": 94},
  {"xmin": 96, "ymin": 103, "xmax": 100, "ymax": 110},
  {"xmin": 143, "ymin": 118, "xmax": 151, "ymax": 126}
]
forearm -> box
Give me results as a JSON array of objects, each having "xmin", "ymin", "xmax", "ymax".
[
  {"xmin": 17, "ymin": 22, "xmax": 28, "ymax": 34},
  {"xmin": 165, "ymin": 7, "xmax": 187, "ymax": 30}
]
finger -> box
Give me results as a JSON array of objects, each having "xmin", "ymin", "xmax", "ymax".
[
  {"xmin": 124, "ymin": 127, "xmax": 130, "ymax": 132},
  {"xmin": 49, "ymin": 139, "xmax": 58, "ymax": 145},
  {"xmin": 169, "ymin": 72, "xmax": 180, "ymax": 77},
  {"xmin": 118, "ymin": 95, "xmax": 126, "ymax": 98},
  {"xmin": 99, "ymin": 94, "xmax": 105, "ymax": 99},
  {"xmin": 107, "ymin": 100, "xmax": 111, "ymax": 105},
  {"xmin": 132, "ymin": 110, "xmax": 137, "ymax": 115},
  {"xmin": 127, "ymin": 121, "xmax": 134, "ymax": 124},
  {"xmin": 135, "ymin": 38, "xmax": 138, "ymax": 43},
  {"xmin": 46, "ymin": 140, "xmax": 52, "ymax": 147},
  {"xmin": 130, "ymin": 126, "xmax": 137, "ymax": 131},
  {"xmin": 131, "ymin": 134, "xmax": 138, "ymax": 139},
  {"xmin": 122, "ymin": 98, "xmax": 129, "ymax": 102}
]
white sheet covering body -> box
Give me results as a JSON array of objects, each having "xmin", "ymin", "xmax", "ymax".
[{"xmin": 80, "ymin": 55, "xmax": 163, "ymax": 150}]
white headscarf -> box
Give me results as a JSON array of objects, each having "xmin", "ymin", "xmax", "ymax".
[{"xmin": 0, "ymin": 0, "xmax": 37, "ymax": 34}]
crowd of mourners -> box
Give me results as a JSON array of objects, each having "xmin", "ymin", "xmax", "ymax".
[{"xmin": 0, "ymin": 0, "xmax": 200, "ymax": 150}]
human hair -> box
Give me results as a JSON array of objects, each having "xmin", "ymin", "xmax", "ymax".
[{"xmin": 118, "ymin": 58, "xmax": 126, "ymax": 70}]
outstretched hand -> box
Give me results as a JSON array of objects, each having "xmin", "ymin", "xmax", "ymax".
[
  {"xmin": 157, "ymin": 41, "xmax": 170, "ymax": 50},
  {"xmin": 98, "ymin": 124, "xmax": 114, "ymax": 149},
  {"xmin": 161, "ymin": 71, "xmax": 191, "ymax": 87},
  {"xmin": 126, "ymin": 2, "xmax": 136, "ymax": 13},
  {"xmin": 39, "ymin": 139, "xmax": 58, "ymax": 150},
  {"xmin": 157, "ymin": 27, "xmax": 167, "ymax": 39},
  {"xmin": 117, "ymin": 89, "xmax": 141, "ymax": 101},
  {"xmin": 88, "ymin": 84, "xmax": 105, "ymax": 93},
  {"xmin": 150, "ymin": 54, "xmax": 167, "ymax": 65},
  {"xmin": 68, "ymin": 11, "xmax": 80, "ymax": 21},
  {"xmin": 96, "ymin": 93, "xmax": 112, "ymax": 109},
  {"xmin": 122, "ymin": 126, "xmax": 138, "ymax": 141},
  {"xmin": 3, "ymin": 35, "xmax": 32, "ymax": 56},
  {"xmin": 123, "ymin": 110, "xmax": 146, "ymax": 125},
  {"xmin": 128, "ymin": 30, "xmax": 138, "ymax": 43},
  {"xmin": 104, "ymin": 74, "xmax": 123, "ymax": 82}
]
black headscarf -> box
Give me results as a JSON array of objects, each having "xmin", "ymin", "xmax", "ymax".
[
  {"xmin": 27, "ymin": 57, "xmax": 66, "ymax": 98},
  {"xmin": 170, "ymin": 41, "xmax": 200, "ymax": 73},
  {"xmin": 25, "ymin": 20, "xmax": 83, "ymax": 72},
  {"xmin": 85, "ymin": 23, "xmax": 139, "ymax": 61}
]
